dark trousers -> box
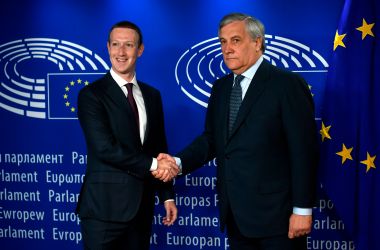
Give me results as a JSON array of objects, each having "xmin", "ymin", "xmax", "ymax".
[
  {"xmin": 80, "ymin": 191, "xmax": 155, "ymax": 250},
  {"xmin": 226, "ymin": 209, "xmax": 307, "ymax": 250}
]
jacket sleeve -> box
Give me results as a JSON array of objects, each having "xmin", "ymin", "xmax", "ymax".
[
  {"xmin": 153, "ymin": 91, "xmax": 175, "ymax": 202},
  {"xmin": 176, "ymin": 82, "xmax": 219, "ymax": 175},
  {"xmin": 281, "ymin": 73, "xmax": 319, "ymax": 208}
]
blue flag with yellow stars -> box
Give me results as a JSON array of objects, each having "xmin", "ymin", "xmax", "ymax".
[
  {"xmin": 48, "ymin": 73, "xmax": 104, "ymax": 119},
  {"xmin": 319, "ymin": 0, "xmax": 379, "ymax": 249}
]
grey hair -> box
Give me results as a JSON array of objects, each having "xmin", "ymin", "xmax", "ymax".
[{"xmin": 218, "ymin": 13, "xmax": 266, "ymax": 52}]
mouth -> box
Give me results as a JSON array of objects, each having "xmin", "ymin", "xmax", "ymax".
[{"xmin": 116, "ymin": 57, "xmax": 128, "ymax": 62}]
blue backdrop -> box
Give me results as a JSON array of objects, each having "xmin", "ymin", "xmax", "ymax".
[{"xmin": 0, "ymin": 0, "xmax": 359, "ymax": 249}]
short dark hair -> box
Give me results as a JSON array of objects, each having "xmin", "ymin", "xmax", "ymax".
[{"xmin": 108, "ymin": 20, "xmax": 143, "ymax": 46}]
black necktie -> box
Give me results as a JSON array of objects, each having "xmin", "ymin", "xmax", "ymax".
[
  {"xmin": 229, "ymin": 75, "xmax": 244, "ymax": 135},
  {"xmin": 125, "ymin": 83, "xmax": 139, "ymax": 130}
]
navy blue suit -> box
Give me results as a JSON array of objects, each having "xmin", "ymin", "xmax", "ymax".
[
  {"xmin": 76, "ymin": 72, "xmax": 173, "ymax": 249},
  {"xmin": 178, "ymin": 60, "xmax": 318, "ymax": 238}
]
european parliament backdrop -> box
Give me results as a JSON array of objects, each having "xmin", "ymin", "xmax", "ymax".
[{"xmin": 1, "ymin": 0, "xmax": 376, "ymax": 249}]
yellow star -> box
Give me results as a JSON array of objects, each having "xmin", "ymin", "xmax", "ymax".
[
  {"xmin": 65, "ymin": 101, "xmax": 70, "ymax": 107},
  {"xmin": 85, "ymin": 80, "xmax": 89, "ymax": 86},
  {"xmin": 333, "ymin": 30, "xmax": 346, "ymax": 51},
  {"xmin": 320, "ymin": 121, "xmax": 332, "ymax": 142},
  {"xmin": 356, "ymin": 18, "xmax": 375, "ymax": 40},
  {"xmin": 65, "ymin": 86, "xmax": 70, "ymax": 92},
  {"xmin": 70, "ymin": 81, "xmax": 75, "ymax": 86},
  {"xmin": 63, "ymin": 94, "xmax": 68, "ymax": 99},
  {"xmin": 77, "ymin": 79, "xmax": 82, "ymax": 84},
  {"xmin": 360, "ymin": 152, "xmax": 376, "ymax": 173},
  {"xmin": 336, "ymin": 143, "xmax": 353, "ymax": 164},
  {"xmin": 71, "ymin": 107, "xmax": 76, "ymax": 112}
]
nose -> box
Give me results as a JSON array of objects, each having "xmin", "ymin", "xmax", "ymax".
[
  {"xmin": 222, "ymin": 42, "xmax": 233, "ymax": 54},
  {"xmin": 117, "ymin": 45, "xmax": 128, "ymax": 55}
]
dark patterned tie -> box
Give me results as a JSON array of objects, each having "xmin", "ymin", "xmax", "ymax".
[
  {"xmin": 125, "ymin": 83, "xmax": 139, "ymax": 130},
  {"xmin": 229, "ymin": 75, "xmax": 244, "ymax": 135}
]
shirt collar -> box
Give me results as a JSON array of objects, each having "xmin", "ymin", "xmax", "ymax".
[
  {"xmin": 236, "ymin": 55, "xmax": 264, "ymax": 81},
  {"xmin": 110, "ymin": 68, "xmax": 138, "ymax": 88}
]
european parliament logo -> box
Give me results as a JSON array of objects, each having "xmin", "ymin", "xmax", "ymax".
[
  {"xmin": 0, "ymin": 38, "xmax": 109, "ymax": 119},
  {"xmin": 175, "ymin": 35, "xmax": 329, "ymax": 108}
]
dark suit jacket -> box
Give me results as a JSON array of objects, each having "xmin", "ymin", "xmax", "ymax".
[
  {"xmin": 178, "ymin": 60, "xmax": 318, "ymax": 237},
  {"xmin": 76, "ymin": 72, "xmax": 174, "ymax": 222}
]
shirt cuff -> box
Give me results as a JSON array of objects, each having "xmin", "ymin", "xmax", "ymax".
[
  {"xmin": 164, "ymin": 199, "xmax": 175, "ymax": 203},
  {"xmin": 174, "ymin": 157, "xmax": 182, "ymax": 175},
  {"xmin": 150, "ymin": 158, "xmax": 158, "ymax": 171},
  {"xmin": 293, "ymin": 207, "xmax": 312, "ymax": 215}
]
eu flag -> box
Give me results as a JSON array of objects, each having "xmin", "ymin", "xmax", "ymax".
[
  {"xmin": 319, "ymin": 0, "xmax": 379, "ymax": 249},
  {"xmin": 47, "ymin": 73, "xmax": 105, "ymax": 119}
]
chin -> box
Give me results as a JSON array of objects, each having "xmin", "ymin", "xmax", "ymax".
[
  {"xmin": 225, "ymin": 63, "xmax": 239, "ymax": 70},
  {"xmin": 115, "ymin": 66, "xmax": 130, "ymax": 73},
  {"xmin": 228, "ymin": 67, "xmax": 241, "ymax": 73}
]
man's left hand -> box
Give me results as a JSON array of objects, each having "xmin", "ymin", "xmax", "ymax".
[
  {"xmin": 162, "ymin": 200, "xmax": 178, "ymax": 226},
  {"xmin": 288, "ymin": 213, "xmax": 312, "ymax": 238}
]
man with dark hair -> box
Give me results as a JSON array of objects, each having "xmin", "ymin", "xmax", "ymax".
[{"xmin": 76, "ymin": 20, "xmax": 179, "ymax": 250}]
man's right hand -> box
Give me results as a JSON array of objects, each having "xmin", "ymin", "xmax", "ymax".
[{"xmin": 152, "ymin": 153, "xmax": 179, "ymax": 182}]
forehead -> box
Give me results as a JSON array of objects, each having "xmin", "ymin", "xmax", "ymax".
[
  {"xmin": 109, "ymin": 27, "xmax": 139, "ymax": 41},
  {"xmin": 219, "ymin": 20, "xmax": 247, "ymax": 39}
]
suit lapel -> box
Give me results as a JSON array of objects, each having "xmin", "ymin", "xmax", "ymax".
[
  {"xmin": 103, "ymin": 73, "xmax": 140, "ymax": 136},
  {"xmin": 228, "ymin": 60, "xmax": 271, "ymax": 139}
]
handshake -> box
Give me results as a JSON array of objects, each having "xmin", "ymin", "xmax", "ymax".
[{"xmin": 152, "ymin": 153, "xmax": 180, "ymax": 182}]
